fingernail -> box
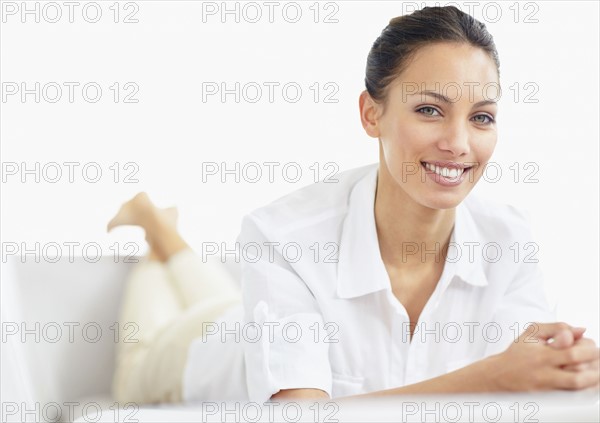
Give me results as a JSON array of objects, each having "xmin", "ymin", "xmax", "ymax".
[{"xmin": 574, "ymin": 327, "xmax": 587, "ymax": 331}]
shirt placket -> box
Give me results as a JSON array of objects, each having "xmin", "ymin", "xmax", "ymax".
[
  {"xmin": 388, "ymin": 292, "xmax": 410, "ymax": 387},
  {"xmin": 400, "ymin": 270, "xmax": 457, "ymax": 386}
]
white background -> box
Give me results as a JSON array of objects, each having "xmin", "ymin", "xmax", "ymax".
[{"xmin": 1, "ymin": 1, "xmax": 599, "ymax": 340}]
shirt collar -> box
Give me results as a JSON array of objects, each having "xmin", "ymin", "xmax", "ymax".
[{"xmin": 335, "ymin": 164, "xmax": 488, "ymax": 299}]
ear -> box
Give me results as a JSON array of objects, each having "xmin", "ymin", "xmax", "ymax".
[{"xmin": 359, "ymin": 90, "xmax": 382, "ymax": 138}]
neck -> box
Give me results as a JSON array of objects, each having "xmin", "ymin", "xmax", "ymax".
[{"xmin": 374, "ymin": 158, "xmax": 455, "ymax": 270}]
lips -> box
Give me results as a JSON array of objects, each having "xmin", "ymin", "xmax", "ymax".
[
  {"xmin": 420, "ymin": 161, "xmax": 475, "ymax": 186},
  {"xmin": 420, "ymin": 161, "xmax": 474, "ymax": 179}
]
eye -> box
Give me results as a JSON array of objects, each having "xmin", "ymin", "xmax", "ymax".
[
  {"xmin": 472, "ymin": 114, "xmax": 496, "ymax": 125},
  {"xmin": 416, "ymin": 106, "xmax": 441, "ymax": 117}
]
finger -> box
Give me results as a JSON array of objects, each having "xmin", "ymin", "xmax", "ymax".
[
  {"xmin": 552, "ymin": 345, "xmax": 600, "ymax": 367},
  {"xmin": 550, "ymin": 336, "xmax": 596, "ymax": 350},
  {"xmin": 526, "ymin": 322, "xmax": 573, "ymax": 342},
  {"xmin": 547, "ymin": 367, "xmax": 600, "ymax": 390},
  {"xmin": 572, "ymin": 327, "xmax": 587, "ymax": 341},
  {"xmin": 573, "ymin": 338, "xmax": 597, "ymax": 348},
  {"xmin": 562, "ymin": 362, "xmax": 590, "ymax": 372},
  {"xmin": 547, "ymin": 329, "xmax": 574, "ymax": 349},
  {"xmin": 562, "ymin": 354, "xmax": 598, "ymax": 371}
]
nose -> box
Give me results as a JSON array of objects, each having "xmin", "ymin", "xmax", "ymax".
[{"xmin": 437, "ymin": 120, "xmax": 471, "ymax": 157}]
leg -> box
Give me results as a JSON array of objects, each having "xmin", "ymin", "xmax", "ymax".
[
  {"xmin": 108, "ymin": 192, "xmax": 241, "ymax": 308},
  {"xmin": 119, "ymin": 295, "xmax": 241, "ymax": 404},
  {"xmin": 109, "ymin": 193, "xmax": 241, "ymax": 404},
  {"xmin": 111, "ymin": 256, "xmax": 184, "ymax": 404},
  {"xmin": 166, "ymin": 248, "xmax": 241, "ymax": 309}
]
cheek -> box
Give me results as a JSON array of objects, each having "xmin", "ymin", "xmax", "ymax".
[
  {"xmin": 471, "ymin": 136, "xmax": 497, "ymax": 180},
  {"xmin": 474, "ymin": 134, "xmax": 497, "ymax": 162},
  {"xmin": 397, "ymin": 120, "xmax": 435, "ymax": 147},
  {"xmin": 385, "ymin": 122, "xmax": 430, "ymax": 160}
]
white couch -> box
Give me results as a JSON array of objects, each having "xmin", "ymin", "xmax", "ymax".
[{"xmin": 1, "ymin": 255, "xmax": 240, "ymax": 423}]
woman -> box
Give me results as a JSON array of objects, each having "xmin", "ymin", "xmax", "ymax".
[{"xmin": 108, "ymin": 5, "xmax": 600, "ymax": 406}]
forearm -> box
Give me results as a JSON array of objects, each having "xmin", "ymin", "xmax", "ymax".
[
  {"xmin": 347, "ymin": 355, "xmax": 502, "ymax": 399},
  {"xmin": 274, "ymin": 324, "xmax": 598, "ymax": 402}
]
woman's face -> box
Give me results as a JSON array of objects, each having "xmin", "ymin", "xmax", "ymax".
[{"xmin": 363, "ymin": 42, "xmax": 500, "ymax": 210}]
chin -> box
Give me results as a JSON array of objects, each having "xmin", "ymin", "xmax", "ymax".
[{"xmin": 417, "ymin": 191, "xmax": 467, "ymax": 210}]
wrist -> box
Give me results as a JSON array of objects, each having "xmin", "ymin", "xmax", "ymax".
[{"xmin": 479, "ymin": 353, "xmax": 505, "ymax": 392}]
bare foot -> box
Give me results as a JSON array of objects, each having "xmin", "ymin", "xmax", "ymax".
[
  {"xmin": 107, "ymin": 192, "xmax": 155, "ymax": 232},
  {"xmin": 107, "ymin": 193, "xmax": 179, "ymax": 232},
  {"xmin": 108, "ymin": 192, "xmax": 187, "ymax": 262}
]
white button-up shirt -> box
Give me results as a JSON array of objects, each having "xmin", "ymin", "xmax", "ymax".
[{"xmin": 183, "ymin": 162, "xmax": 556, "ymax": 403}]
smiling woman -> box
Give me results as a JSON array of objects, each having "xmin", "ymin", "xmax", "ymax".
[{"xmin": 107, "ymin": 5, "xmax": 600, "ymax": 407}]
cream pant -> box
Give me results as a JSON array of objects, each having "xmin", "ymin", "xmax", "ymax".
[{"xmin": 111, "ymin": 248, "xmax": 242, "ymax": 404}]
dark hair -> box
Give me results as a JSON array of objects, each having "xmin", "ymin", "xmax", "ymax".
[{"xmin": 365, "ymin": 6, "xmax": 500, "ymax": 111}]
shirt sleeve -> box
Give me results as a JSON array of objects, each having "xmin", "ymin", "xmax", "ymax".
[
  {"xmin": 236, "ymin": 213, "xmax": 333, "ymax": 403},
  {"xmin": 484, "ymin": 212, "xmax": 557, "ymax": 357}
]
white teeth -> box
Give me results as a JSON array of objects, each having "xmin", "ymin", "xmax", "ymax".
[{"xmin": 423, "ymin": 162, "xmax": 465, "ymax": 179}]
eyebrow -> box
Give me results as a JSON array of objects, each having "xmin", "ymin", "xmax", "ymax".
[{"xmin": 414, "ymin": 90, "xmax": 497, "ymax": 108}]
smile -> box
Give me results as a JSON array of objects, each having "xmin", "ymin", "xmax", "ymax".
[{"xmin": 420, "ymin": 161, "xmax": 474, "ymax": 186}]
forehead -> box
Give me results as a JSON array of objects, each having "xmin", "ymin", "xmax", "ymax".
[{"xmin": 391, "ymin": 42, "xmax": 499, "ymax": 99}]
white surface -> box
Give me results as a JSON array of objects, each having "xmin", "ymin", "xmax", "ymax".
[
  {"xmin": 1, "ymin": 257, "xmax": 37, "ymax": 415},
  {"xmin": 1, "ymin": 257, "xmax": 133, "ymax": 422},
  {"xmin": 73, "ymin": 391, "xmax": 600, "ymax": 423}
]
